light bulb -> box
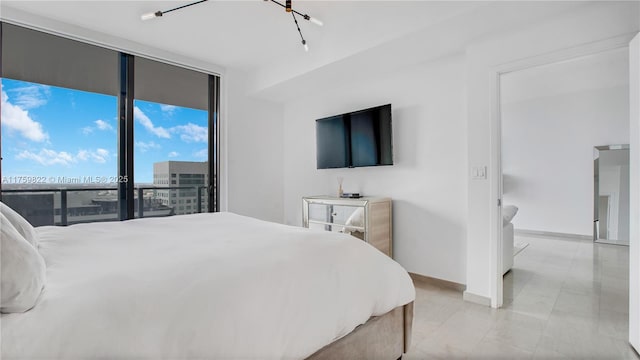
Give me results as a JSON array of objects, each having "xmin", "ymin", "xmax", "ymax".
[
  {"xmin": 309, "ymin": 17, "xmax": 323, "ymax": 26},
  {"xmin": 304, "ymin": 43, "xmax": 309, "ymax": 52},
  {"xmin": 141, "ymin": 11, "xmax": 162, "ymax": 21},
  {"xmin": 141, "ymin": 12, "xmax": 156, "ymax": 20}
]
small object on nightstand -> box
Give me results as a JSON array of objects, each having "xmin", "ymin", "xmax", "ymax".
[
  {"xmin": 340, "ymin": 193, "xmax": 361, "ymax": 198},
  {"xmin": 337, "ymin": 177, "xmax": 344, "ymax": 198}
]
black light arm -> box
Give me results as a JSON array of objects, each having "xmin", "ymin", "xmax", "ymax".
[
  {"xmin": 163, "ymin": 0, "xmax": 209, "ymax": 15},
  {"xmin": 291, "ymin": 12, "xmax": 308, "ymax": 51},
  {"xmin": 141, "ymin": 0, "xmax": 209, "ymax": 20}
]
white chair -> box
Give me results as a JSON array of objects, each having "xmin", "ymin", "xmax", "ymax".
[{"xmin": 502, "ymin": 205, "xmax": 519, "ymax": 274}]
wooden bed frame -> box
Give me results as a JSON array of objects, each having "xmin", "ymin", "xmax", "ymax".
[{"xmin": 307, "ymin": 301, "xmax": 413, "ymax": 360}]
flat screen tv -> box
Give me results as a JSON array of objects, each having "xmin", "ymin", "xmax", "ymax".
[{"xmin": 316, "ymin": 104, "xmax": 393, "ymax": 169}]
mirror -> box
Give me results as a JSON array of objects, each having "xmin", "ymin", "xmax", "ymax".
[{"xmin": 594, "ymin": 145, "xmax": 630, "ymax": 245}]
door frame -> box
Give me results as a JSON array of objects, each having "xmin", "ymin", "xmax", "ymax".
[{"xmin": 628, "ymin": 32, "xmax": 639, "ymax": 353}]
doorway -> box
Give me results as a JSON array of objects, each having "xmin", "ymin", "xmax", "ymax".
[
  {"xmin": 482, "ymin": 31, "xmax": 640, "ymax": 353},
  {"xmin": 498, "ymin": 47, "xmax": 630, "ymax": 322}
]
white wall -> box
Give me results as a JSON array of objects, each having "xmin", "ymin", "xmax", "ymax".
[
  {"xmin": 281, "ymin": 55, "xmax": 468, "ymax": 284},
  {"xmin": 501, "ymin": 50, "xmax": 629, "ymax": 237},
  {"xmin": 465, "ymin": 1, "xmax": 639, "ymax": 303},
  {"xmin": 225, "ymin": 69, "xmax": 285, "ymax": 223}
]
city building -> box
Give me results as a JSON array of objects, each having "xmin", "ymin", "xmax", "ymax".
[{"xmin": 153, "ymin": 161, "xmax": 208, "ymax": 215}]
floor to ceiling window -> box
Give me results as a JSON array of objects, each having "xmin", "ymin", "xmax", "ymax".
[
  {"xmin": 132, "ymin": 57, "xmax": 211, "ymax": 217},
  {"xmin": 0, "ymin": 22, "xmax": 220, "ymax": 225}
]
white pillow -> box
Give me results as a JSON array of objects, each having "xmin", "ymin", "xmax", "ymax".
[
  {"xmin": 1, "ymin": 213, "xmax": 47, "ymax": 313},
  {"xmin": 344, "ymin": 207, "xmax": 365, "ymax": 229},
  {"xmin": 503, "ymin": 205, "xmax": 519, "ymax": 226},
  {"xmin": 1, "ymin": 201, "xmax": 39, "ymax": 248}
]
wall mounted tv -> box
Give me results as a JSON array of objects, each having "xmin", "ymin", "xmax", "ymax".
[{"xmin": 316, "ymin": 104, "xmax": 393, "ymax": 169}]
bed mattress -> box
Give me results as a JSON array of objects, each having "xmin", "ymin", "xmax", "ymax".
[{"xmin": 1, "ymin": 212, "xmax": 415, "ymax": 359}]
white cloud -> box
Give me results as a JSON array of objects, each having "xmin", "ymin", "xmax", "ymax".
[
  {"xmin": 134, "ymin": 106, "xmax": 170, "ymax": 138},
  {"xmin": 96, "ymin": 148, "xmax": 109, "ymax": 157},
  {"xmin": 7, "ymin": 84, "xmax": 50, "ymax": 109},
  {"xmin": 17, "ymin": 148, "xmax": 111, "ymax": 166},
  {"xmin": 77, "ymin": 150, "xmax": 89, "ymax": 161},
  {"xmin": 17, "ymin": 149, "xmax": 74, "ymax": 166},
  {"xmin": 1, "ymin": 91, "xmax": 49, "ymax": 142},
  {"xmin": 160, "ymin": 104, "xmax": 177, "ymax": 115},
  {"xmin": 168, "ymin": 151, "xmax": 179, "ymax": 158},
  {"xmin": 94, "ymin": 119, "xmax": 114, "ymax": 131},
  {"xmin": 81, "ymin": 119, "xmax": 114, "ymax": 135},
  {"xmin": 135, "ymin": 141, "xmax": 161, "ymax": 153},
  {"xmin": 91, "ymin": 148, "xmax": 110, "ymax": 163},
  {"xmin": 172, "ymin": 123, "xmax": 207, "ymax": 143},
  {"xmin": 193, "ymin": 148, "xmax": 207, "ymax": 159}
]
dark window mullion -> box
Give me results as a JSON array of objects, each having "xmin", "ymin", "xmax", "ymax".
[
  {"xmin": 118, "ymin": 53, "xmax": 135, "ymax": 220},
  {"xmin": 208, "ymin": 75, "xmax": 220, "ymax": 212}
]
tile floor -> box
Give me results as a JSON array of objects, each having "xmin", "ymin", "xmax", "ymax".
[{"xmin": 404, "ymin": 234, "xmax": 638, "ymax": 359}]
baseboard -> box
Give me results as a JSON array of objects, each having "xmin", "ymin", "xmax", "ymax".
[
  {"xmin": 462, "ymin": 291, "xmax": 492, "ymax": 306},
  {"xmin": 408, "ymin": 272, "xmax": 466, "ymax": 292},
  {"xmin": 515, "ymin": 229, "xmax": 592, "ymax": 241},
  {"xmin": 408, "ymin": 273, "xmax": 491, "ymax": 306}
]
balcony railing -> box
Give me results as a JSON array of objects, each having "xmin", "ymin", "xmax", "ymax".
[{"xmin": 0, "ymin": 186, "xmax": 211, "ymax": 226}]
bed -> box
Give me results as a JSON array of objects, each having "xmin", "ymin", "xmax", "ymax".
[{"xmin": 1, "ymin": 210, "xmax": 415, "ymax": 359}]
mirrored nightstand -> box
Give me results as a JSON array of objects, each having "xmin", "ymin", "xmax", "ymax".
[{"xmin": 302, "ymin": 196, "xmax": 393, "ymax": 257}]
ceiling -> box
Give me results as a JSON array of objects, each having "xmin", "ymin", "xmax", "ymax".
[
  {"xmin": 0, "ymin": 1, "xmax": 616, "ymax": 96},
  {"xmin": 0, "ymin": 1, "xmax": 482, "ymax": 72},
  {"xmin": 502, "ymin": 47, "xmax": 629, "ymax": 105}
]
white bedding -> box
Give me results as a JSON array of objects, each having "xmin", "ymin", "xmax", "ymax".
[{"xmin": 1, "ymin": 212, "xmax": 415, "ymax": 359}]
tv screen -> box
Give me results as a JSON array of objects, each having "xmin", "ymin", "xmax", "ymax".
[{"xmin": 316, "ymin": 104, "xmax": 393, "ymax": 169}]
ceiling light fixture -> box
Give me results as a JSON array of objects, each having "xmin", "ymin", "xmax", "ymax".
[
  {"xmin": 264, "ymin": 0, "xmax": 323, "ymax": 27},
  {"xmin": 141, "ymin": 0, "xmax": 322, "ymax": 51}
]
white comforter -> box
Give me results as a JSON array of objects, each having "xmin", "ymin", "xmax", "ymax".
[{"xmin": 2, "ymin": 212, "xmax": 415, "ymax": 359}]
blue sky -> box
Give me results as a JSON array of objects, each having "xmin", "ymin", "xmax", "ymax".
[{"xmin": 1, "ymin": 78, "xmax": 208, "ymax": 184}]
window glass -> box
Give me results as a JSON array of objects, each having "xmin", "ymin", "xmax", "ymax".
[
  {"xmin": 1, "ymin": 78, "xmax": 117, "ymax": 225},
  {"xmin": 133, "ymin": 100, "xmax": 208, "ymax": 217}
]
